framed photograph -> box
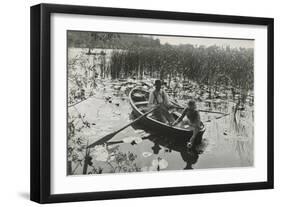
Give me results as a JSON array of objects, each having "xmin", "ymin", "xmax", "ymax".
[{"xmin": 30, "ymin": 3, "xmax": 274, "ymax": 203}]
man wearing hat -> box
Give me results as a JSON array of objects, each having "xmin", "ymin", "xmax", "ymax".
[{"xmin": 148, "ymin": 79, "xmax": 175, "ymax": 124}]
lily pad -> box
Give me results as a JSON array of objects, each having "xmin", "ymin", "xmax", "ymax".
[
  {"xmin": 134, "ymin": 137, "xmax": 143, "ymax": 144},
  {"xmin": 152, "ymin": 157, "xmax": 168, "ymax": 170},
  {"xmin": 134, "ymin": 129, "xmax": 145, "ymax": 134},
  {"xmin": 123, "ymin": 137, "xmax": 134, "ymax": 143},
  {"xmin": 90, "ymin": 145, "xmax": 109, "ymax": 162},
  {"xmin": 142, "ymin": 152, "xmax": 153, "ymax": 158},
  {"xmin": 123, "ymin": 137, "xmax": 142, "ymax": 144}
]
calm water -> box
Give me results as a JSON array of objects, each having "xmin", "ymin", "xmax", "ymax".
[{"xmin": 68, "ymin": 79, "xmax": 254, "ymax": 175}]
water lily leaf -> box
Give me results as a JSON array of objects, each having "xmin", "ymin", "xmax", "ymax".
[
  {"xmin": 152, "ymin": 158, "xmax": 168, "ymax": 170},
  {"xmin": 123, "ymin": 137, "xmax": 142, "ymax": 144},
  {"xmin": 141, "ymin": 133, "xmax": 151, "ymax": 138},
  {"xmin": 109, "ymin": 155, "xmax": 115, "ymax": 161},
  {"xmin": 135, "ymin": 129, "xmax": 145, "ymax": 134},
  {"xmin": 134, "ymin": 137, "xmax": 143, "ymax": 144},
  {"xmin": 142, "ymin": 152, "xmax": 152, "ymax": 158},
  {"xmin": 123, "ymin": 137, "xmax": 134, "ymax": 143},
  {"xmin": 151, "ymin": 159, "xmax": 158, "ymax": 167},
  {"xmin": 138, "ymin": 131, "xmax": 151, "ymax": 137},
  {"xmin": 76, "ymin": 151, "xmax": 84, "ymax": 161},
  {"xmin": 90, "ymin": 145, "xmax": 109, "ymax": 162},
  {"xmin": 107, "ymin": 145, "xmax": 119, "ymax": 152}
]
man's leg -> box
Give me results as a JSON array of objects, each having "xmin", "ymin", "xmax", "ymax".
[
  {"xmin": 159, "ymin": 107, "xmax": 169, "ymax": 123},
  {"xmin": 160, "ymin": 105, "xmax": 175, "ymax": 124},
  {"xmin": 153, "ymin": 107, "xmax": 167, "ymax": 123}
]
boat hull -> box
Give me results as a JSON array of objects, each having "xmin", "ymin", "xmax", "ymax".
[{"xmin": 129, "ymin": 88, "xmax": 205, "ymax": 143}]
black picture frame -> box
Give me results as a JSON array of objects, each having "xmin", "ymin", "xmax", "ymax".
[{"xmin": 30, "ymin": 3, "xmax": 274, "ymax": 204}]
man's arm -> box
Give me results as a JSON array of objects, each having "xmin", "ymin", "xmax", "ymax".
[
  {"xmin": 148, "ymin": 91, "xmax": 155, "ymax": 108},
  {"xmin": 193, "ymin": 112, "xmax": 202, "ymax": 129},
  {"xmin": 162, "ymin": 90, "xmax": 172, "ymax": 107}
]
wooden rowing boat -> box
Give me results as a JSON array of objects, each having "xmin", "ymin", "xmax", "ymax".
[{"xmin": 129, "ymin": 88, "xmax": 205, "ymax": 143}]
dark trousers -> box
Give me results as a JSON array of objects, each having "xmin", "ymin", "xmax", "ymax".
[{"xmin": 153, "ymin": 104, "xmax": 175, "ymax": 124}]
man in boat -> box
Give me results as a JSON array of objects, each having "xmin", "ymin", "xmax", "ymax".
[
  {"xmin": 148, "ymin": 79, "xmax": 175, "ymax": 124},
  {"xmin": 172, "ymin": 100, "xmax": 202, "ymax": 148}
]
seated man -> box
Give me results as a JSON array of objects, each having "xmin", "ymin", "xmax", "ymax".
[
  {"xmin": 148, "ymin": 80, "xmax": 175, "ymax": 124},
  {"xmin": 173, "ymin": 100, "xmax": 202, "ymax": 148}
]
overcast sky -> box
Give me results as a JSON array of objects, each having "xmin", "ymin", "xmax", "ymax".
[{"xmin": 152, "ymin": 35, "xmax": 254, "ymax": 49}]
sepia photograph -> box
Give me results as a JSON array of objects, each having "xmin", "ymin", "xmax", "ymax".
[{"xmin": 67, "ymin": 31, "xmax": 254, "ymax": 175}]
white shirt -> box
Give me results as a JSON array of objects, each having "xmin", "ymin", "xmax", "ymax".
[{"xmin": 148, "ymin": 89, "xmax": 171, "ymax": 107}]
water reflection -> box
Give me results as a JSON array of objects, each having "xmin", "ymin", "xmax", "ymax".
[
  {"xmin": 148, "ymin": 134, "xmax": 203, "ymax": 170},
  {"xmin": 68, "ymin": 78, "xmax": 254, "ymax": 175},
  {"xmin": 108, "ymin": 130, "xmax": 205, "ymax": 170}
]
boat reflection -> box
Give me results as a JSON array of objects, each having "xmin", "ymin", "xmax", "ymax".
[
  {"xmin": 107, "ymin": 130, "xmax": 204, "ymax": 170},
  {"xmin": 146, "ymin": 134, "xmax": 202, "ymax": 170}
]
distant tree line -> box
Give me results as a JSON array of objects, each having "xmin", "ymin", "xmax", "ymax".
[{"xmin": 68, "ymin": 31, "xmax": 161, "ymax": 49}]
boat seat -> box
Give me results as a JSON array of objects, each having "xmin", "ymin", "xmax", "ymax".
[{"xmin": 135, "ymin": 101, "xmax": 148, "ymax": 106}]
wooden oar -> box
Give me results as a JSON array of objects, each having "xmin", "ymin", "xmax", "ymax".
[
  {"xmin": 87, "ymin": 106, "xmax": 158, "ymax": 149},
  {"xmin": 171, "ymin": 100, "xmax": 228, "ymax": 115},
  {"xmin": 205, "ymin": 113, "xmax": 230, "ymax": 122},
  {"xmin": 198, "ymin": 109, "xmax": 228, "ymax": 115}
]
